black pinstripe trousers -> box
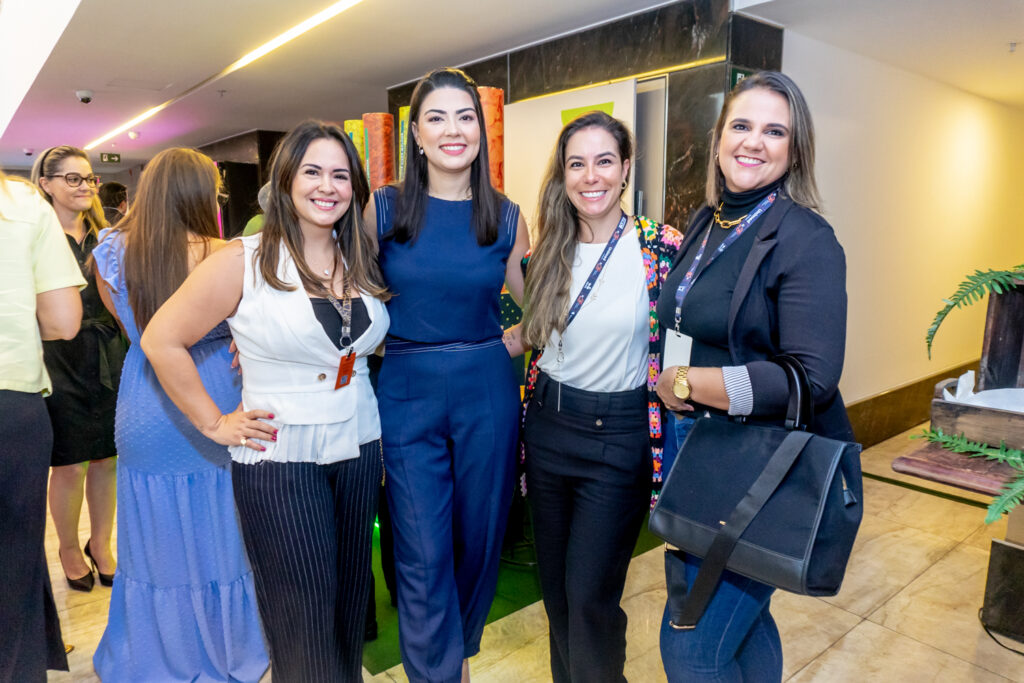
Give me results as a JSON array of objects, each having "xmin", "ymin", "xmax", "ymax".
[{"xmin": 232, "ymin": 441, "xmax": 382, "ymax": 683}]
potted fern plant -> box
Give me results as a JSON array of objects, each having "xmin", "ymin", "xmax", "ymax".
[{"xmin": 921, "ymin": 263, "xmax": 1024, "ymax": 522}]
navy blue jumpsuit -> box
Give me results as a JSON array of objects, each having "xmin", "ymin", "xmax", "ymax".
[{"xmin": 373, "ymin": 187, "xmax": 521, "ymax": 683}]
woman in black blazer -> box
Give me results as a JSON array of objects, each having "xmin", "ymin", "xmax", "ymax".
[{"xmin": 654, "ymin": 71, "xmax": 852, "ymax": 681}]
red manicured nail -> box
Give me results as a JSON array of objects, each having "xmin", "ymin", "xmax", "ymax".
[
  {"xmin": 272, "ymin": 434, "xmax": 277, "ymax": 442},
  {"xmin": 268, "ymin": 414, "xmax": 275, "ymax": 419}
]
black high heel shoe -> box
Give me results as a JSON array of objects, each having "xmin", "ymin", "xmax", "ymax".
[
  {"xmin": 84, "ymin": 539, "xmax": 114, "ymax": 587},
  {"xmin": 58, "ymin": 548, "xmax": 94, "ymax": 592}
]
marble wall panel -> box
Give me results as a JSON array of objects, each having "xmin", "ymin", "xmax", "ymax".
[
  {"xmin": 507, "ymin": 0, "xmax": 728, "ymax": 103},
  {"xmin": 664, "ymin": 63, "xmax": 727, "ymax": 232},
  {"xmin": 728, "ymin": 13, "xmax": 783, "ymax": 72}
]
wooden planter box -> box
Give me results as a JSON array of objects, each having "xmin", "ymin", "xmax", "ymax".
[
  {"xmin": 892, "ymin": 285, "xmax": 1024, "ymax": 497},
  {"xmin": 927, "ymin": 283, "xmax": 1024, "ymax": 450},
  {"xmin": 930, "ymin": 378, "xmax": 1024, "ymax": 451}
]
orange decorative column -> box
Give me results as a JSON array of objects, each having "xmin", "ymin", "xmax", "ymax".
[
  {"xmin": 362, "ymin": 113, "xmax": 395, "ymax": 191},
  {"xmin": 477, "ymin": 86, "xmax": 504, "ymax": 191}
]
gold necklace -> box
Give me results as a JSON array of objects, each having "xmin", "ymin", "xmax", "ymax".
[{"xmin": 713, "ymin": 203, "xmax": 748, "ymax": 229}]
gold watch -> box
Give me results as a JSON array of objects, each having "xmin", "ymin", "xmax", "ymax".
[{"xmin": 673, "ymin": 366, "xmax": 691, "ymax": 401}]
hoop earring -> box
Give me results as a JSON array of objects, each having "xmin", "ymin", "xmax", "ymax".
[{"xmin": 621, "ymin": 180, "xmax": 627, "ymax": 190}]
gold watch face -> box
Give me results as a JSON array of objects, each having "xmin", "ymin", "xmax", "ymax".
[{"xmin": 673, "ymin": 368, "xmax": 691, "ymax": 400}]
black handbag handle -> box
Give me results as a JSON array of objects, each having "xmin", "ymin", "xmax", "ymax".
[
  {"xmin": 775, "ymin": 354, "xmax": 812, "ymax": 431},
  {"xmin": 667, "ymin": 355, "xmax": 814, "ymax": 630}
]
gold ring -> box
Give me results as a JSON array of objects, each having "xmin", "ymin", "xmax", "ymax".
[{"xmin": 240, "ymin": 436, "xmax": 247, "ymax": 447}]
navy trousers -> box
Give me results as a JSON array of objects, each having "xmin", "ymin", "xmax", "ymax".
[
  {"xmin": 0, "ymin": 391, "xmax": 67, "ymax": 683},
  {"xmin": 378, "ymin": 339, "xmax": 519, "ymax": 683},
  {"xmin": 523, "ymin": 373, "xmax": 651, "ymax": 683},
  {"xmin": 231, "ymin": 441, "xmax": 382, "ymax": 683}
]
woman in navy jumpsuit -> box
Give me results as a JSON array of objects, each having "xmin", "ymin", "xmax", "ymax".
[{"xmin": 364, "ymin": 67, "xmax": 529, "ymax": 683}]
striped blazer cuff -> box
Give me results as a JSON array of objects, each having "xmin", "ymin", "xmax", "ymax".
[{"xmin": 723, "ymin": 365, "xmax": 754, "ymax": 416}]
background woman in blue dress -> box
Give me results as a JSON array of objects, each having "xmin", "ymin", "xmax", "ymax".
[
  {"xmin": 92, "ymin": 148, "xmax": 268, "ymax": 682},
  {"xmin": 365, "ymin": 67, "xmax": 529, "ymax": 683}
]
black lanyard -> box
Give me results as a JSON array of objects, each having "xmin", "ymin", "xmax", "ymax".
[
  {"xmin": 557, "ymin": 212, "xmax": 629, "ymax": 362},
  {"xmin": 673, "ymin": 192, "xmax": 776, "ymax": 329}
]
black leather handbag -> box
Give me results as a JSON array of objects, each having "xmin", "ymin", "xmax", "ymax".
[{"xmin": 648, "ymin": 355, "xmax": 863, "ymax": 628}]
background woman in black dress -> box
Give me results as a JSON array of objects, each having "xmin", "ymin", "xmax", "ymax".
[{"xmin": 32, "ymin": 146, "xmax": 124, "ymax": 592}]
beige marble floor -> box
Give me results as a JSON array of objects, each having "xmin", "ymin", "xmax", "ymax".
[{"xmin": 46, "ymin": 425, "xmax": 1023, "ymax": 682}]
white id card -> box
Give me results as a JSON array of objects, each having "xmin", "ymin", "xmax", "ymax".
[{"xmin": 664, "ymin": 330, "xmax": 693, "ymax": 368}]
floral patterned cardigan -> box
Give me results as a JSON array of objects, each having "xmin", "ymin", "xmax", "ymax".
[{"xmin": 519, "ymin": 215, "xmax": 683, "ymax": 507}]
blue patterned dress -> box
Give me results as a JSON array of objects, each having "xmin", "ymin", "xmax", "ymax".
[{"xmin": 92, "ymin": 230, "xmax": 268, "ymax": 682}]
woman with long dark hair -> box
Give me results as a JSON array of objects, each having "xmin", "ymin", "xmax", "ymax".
[
  {"xmin": 511, "ymin": 111, "xmax": 681, "ymax": 682},
  {"xmin": 91, "ymin": 148, "xmax": 268, "ymax": 681},
  {"xmin": 31, "ymin": 146, "xmax": 122, "ymax": 593},
  {"xmin": 655, "ymin": 71, "xmax": 851, "ymax": 682},
  {"xmin": 364, "ymin": 67, "xmax": 529, "ymax": 682},
  {"xmin": 143, "ymin": 120, "xmax": 390, "ymax": 682}
]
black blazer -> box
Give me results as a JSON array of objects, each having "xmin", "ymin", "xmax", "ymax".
[{"xmin": 674, "ymin": 193, "xmax": 853, "ymax": 441}]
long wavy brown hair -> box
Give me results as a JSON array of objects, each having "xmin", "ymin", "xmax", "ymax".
[
  {"xmin": 113, "ymin": 147, "xmax": 221, "ymax": 331},
  {"xmin": 256, "ymin": 119, "xmax": 389, "ymax": 300},
  {"xmin": 31, "ymin": 145, "xmax": 107, "ymax": 235},
  {"xmin": 521, "ymin": 112, "xmax": 633, "ymax": 349}
]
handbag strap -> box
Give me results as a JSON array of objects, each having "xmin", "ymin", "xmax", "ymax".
[
  {"xmin": 670, "ymin": 430, "xmax": 813, "ymax": 629},
  {"xmin": 775, "ymin": 354, "xmax": 812, "ymax": 430}
]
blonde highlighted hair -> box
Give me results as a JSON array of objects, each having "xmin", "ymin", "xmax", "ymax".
[
  {"xmin": 706, "ymin": 71, "xmax": 821, "ymax": 211},
  {"xmin": 31, "ymin": 146, "xmax": 107, "ymax": 234}
]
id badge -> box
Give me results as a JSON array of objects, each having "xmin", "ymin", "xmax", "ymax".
[
  {"xmin": 335, "ymin": 350, "xmax": 355, "ymax": 389},
  {"xmin": 664, "ymin": 330, "xmax": 693, "ymax": 368}
]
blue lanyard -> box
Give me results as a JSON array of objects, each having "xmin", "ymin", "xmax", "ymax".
[
  {"xmin": 673, "ymin": 192, "xmax": 776, "ymax": 329},
  {"xmin": 557, "ymin": 212, "xmax": 629, "ymax": 362}
]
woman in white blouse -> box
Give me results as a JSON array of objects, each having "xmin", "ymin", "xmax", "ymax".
[
  {"xmin": 142, "ymin": 121, "xmax": 390, "ymax": 683},
  {"xmin": 508, "ymin": 112, "xmax": 682, "ymax": 683}
]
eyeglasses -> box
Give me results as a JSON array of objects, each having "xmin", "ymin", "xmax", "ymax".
[
  {"xmin": 217, "ymin": 192, "xmax": 230, "ymax": 207},
  {"xmin": 47, "ymin": 173, "xmax": 100, "ymax": 188}
]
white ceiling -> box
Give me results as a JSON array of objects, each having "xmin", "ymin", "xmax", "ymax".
[
  {"xmin": 4, "ymin": 0, "xmax": 1023, "ymax": 173},
  {"xmin": 0, "ymin": 0, "xmax": 670, "ymax": 171},
  {"xmin": 739, "ymin": 0, "xmax": 1024, "ymax": 108}
]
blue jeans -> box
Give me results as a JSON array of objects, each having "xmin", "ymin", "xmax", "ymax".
[{"xmin": 659, "ymin": 416, "xmax": 783, "ymax": 683}]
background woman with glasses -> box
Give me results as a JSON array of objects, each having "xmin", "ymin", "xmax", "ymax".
[{"xmin": 31, "ymin": 146, "xmax": 124, "ymax": 594}]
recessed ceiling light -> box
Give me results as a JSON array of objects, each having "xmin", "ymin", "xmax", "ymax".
[{"xmin": 84, "ymin": 0, "xmax": 363, "ymax": 150}]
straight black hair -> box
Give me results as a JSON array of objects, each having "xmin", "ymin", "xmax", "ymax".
[{"xmin": 388, "ymin": 67, "xmax": 502, "ymax": 246}]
